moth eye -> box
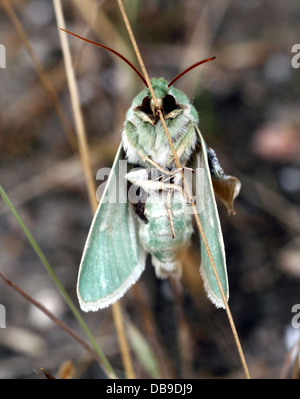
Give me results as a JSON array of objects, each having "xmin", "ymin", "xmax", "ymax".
[
  {"xmin": 163, "ymin": 94, "xmax": 178, "ymax": 114},
  {"xmin": 140, "ymin": 96, "xmax": 152, "ymax": 114}
]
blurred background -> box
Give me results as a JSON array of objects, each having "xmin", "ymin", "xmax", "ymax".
[{"xmin": 0, "ymin": 0, "xmax": 300, "ymax": 379}]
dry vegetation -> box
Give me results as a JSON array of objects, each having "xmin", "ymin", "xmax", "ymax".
[{"xmin": 0, "ymin": 0, "xmax": 300, "ymax": 379}]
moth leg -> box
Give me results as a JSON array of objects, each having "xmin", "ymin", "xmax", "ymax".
[
  {"xmin": 158, "ymin": 167, "xmax": 194, "ymax": 184},
  {"xmin": 141, "ymin": 153, "xmax": 183, "ymax": 177},
  {"xmin": 160, "ymin": 170, "xmax": 195, "ymax": 205},
  {"xmin": 126, "ymin": 169, "xmax": 168, "ymax": 193},
  {"xmin": 126, "ymin": 170, "xmax": 185, "ymax": 196},
  {"xmin": 166, "ymin": 189, "xmax": 176, "ymax": 238},
  {"xmin": 139, "ymin": 150, "xmax": 195, "ymax": 181},
  {"xmin": 155, "ymin": 182, "xmax": 193, "ymax": 205},
  {"xmin": 126, "ymin": 169, "xmax": 194, "ymax": 207},
  {"xmin": 148, "ymin": 164, "xmax": 195, "ymax": 198}
]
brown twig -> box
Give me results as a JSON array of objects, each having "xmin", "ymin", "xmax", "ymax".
[
  {"xmin": 0, "ymin": 0, "xmax": 77, "ymax": 153},
  {"xmin": 53, "ymin": 0, "xmax": 135, "ymax": 379},
  {"xmin": 117, "ymin": 0, "xmax": 250, "ymax": 379}
]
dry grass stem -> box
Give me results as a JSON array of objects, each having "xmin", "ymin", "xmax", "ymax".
[
  {"xmin": 117, "ymin": 0, "xmax": 250, "ymax": 379},
  {"xmin": 1, "ymin": 0, "xmax": 77, "ymax": 152},
  {"xmin": 53, "ymin": 0, "xmax": 135, "ymax": 379}
]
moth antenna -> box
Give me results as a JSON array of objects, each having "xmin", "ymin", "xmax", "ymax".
[
  {"xmin": 168, "ymin": 57, "xmax": 216, "ymax": 87},
  {"xmin": 60, "ymin": 28, "xmax": 148, "ymax": 87}
]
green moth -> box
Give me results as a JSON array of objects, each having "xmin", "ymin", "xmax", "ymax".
[{"xmin": 62, "ymin": 30, "xmax": 241, "ymax": 312}]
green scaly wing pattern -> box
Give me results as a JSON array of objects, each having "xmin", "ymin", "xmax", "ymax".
[
  {"xmin": 194, "ymin": 127, "xmax": 229, "ymax": 308},
  {"xmin": 77, "ymin": 142, "xmax": 146, "ymax": 311}
]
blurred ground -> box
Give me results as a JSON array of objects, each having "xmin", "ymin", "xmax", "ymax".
[{"xmin": 0, "ymin": 0, "xmax": 300, "ymax": 379}]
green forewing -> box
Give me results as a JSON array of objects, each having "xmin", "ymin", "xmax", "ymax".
[
  {"xmin": 77, "ymin": 142, "xmax": 146, "ymax": 311},
  {"xmin": 194, "ymin": 127, "xmax": 229, "ymax": 308}
]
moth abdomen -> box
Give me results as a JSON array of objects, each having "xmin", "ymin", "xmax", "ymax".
[{"xmin": 139, "ymin": 191, "xmax": 193, "ymax": 278}]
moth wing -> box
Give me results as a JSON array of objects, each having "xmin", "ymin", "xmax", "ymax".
[
  {"xmin": 77, "ymin": 142, "xmax": 146, "ymax": 311},
  {"xmin": 192, "ymin": 127, "xmax": 229, "ymax": 308}
]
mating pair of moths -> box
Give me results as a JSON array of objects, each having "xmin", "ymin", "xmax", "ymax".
[{"xmin": 64, "ymin": 30, "xmax": 241, "ymax": 312}]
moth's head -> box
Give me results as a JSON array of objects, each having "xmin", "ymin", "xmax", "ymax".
[
  {"xmin": 133, "ymin": 78, "xmax": 186, "ymax": 126},
  {"xmin": 59, "ymin": 30, "xmax": 214, "ymax": 127}
]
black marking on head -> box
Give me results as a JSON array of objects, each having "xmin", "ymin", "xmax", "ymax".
[
  {"xmin": 163, "ymin": 94, "xmax": 178, "ymax": 114},
  {"xmin": 135, "ymin": 94, "xmax": 182, "ymax": 124},
  {"xmin": 137, "ymin": 96, "xmax": 152, "ymax": 115}
]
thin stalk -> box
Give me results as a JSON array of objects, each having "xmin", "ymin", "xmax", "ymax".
[
  {"xmin": 111, "ymin": 301, "xmax": 135, "ymax": 379},
  {"xmin": 117, "ymin": 0, "xmax": 250, "ymax": 379},
  {"xmin": 0, "ymin": 185, "xmax": 116, "ymax": 379},
  {"xmin": 0, "ymin": 0, "xmax": 77, "ymax": 153},
  {"xmin": 53, "ymin": 0, "xmax": 135, "ymax": 379},
  {"xmin": 53, "ymin": 0, "xmax": 97, "ymax": 212}
]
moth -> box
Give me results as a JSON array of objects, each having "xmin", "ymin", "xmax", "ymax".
[{"xmin": 62, "ymin": 30, "xmax": 241, "ymax": 312}]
